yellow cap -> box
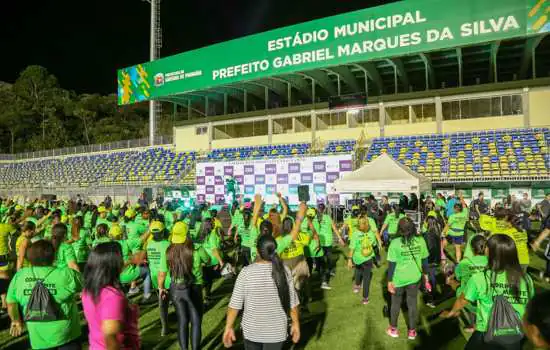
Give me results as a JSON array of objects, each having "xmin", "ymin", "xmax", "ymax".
[
  {"xmin": 306, "ymin": 208, "xmax": 316, "ymax": 217},
  {"xmin": 351, "ymin": 205, "xmax": 360, "ymax": 211},
  {"xmin": 150, "ymin": 220, "xmax": 165, "ymax": 233},
  {"xmin": 98, "ymin": 206, "xmax": 107, "ymax": 214},
  {"xmin": 125, "ymin": 208, "xmax": 137, "ymax": 218},
  {"xmin": 15, "ymin": 205, "xmax": 23, "ymax": 211},
  {"xmin": 109, "ymin": 224, "xmax": 124, "ymax": 239},
  {"xmin": 171, "ymin": 222, "xmax": 188, "ymax": 244},
  {"xmin": 60, "ymin": 215, "xmax": 68, "ymax": 224}
]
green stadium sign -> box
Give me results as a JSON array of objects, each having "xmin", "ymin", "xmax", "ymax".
[{"xmin": 118, "ymin": 0, "xmax": 549, "ymax": 105}]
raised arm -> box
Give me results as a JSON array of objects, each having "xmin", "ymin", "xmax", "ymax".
[
  {"xmin": 278, "ymin": 193, "xmax": 288, "ymax": 219},
  {"xmin": 252, "ymin": 194, "xmax": 262, "ymax": 227},
  {"xmin": 290, "ymin": 202, "xmax": 307, "ymax": 241}
]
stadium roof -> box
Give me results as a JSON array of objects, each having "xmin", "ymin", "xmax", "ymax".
[{"xmin": 118, "ymin": 0, "xmax": 550, "ymax": 116}]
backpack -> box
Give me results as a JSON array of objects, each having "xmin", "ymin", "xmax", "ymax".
[
  {"xmin": 24, "ymin": 268, "xmax": 59, "ymax": 322},
  {"xmin": 483, "ymin": 272, "xmax": 525, "ymax": 345},
  {"xmin": 360, "ymin": 234, "xmax": 373, "ymax": 257}
]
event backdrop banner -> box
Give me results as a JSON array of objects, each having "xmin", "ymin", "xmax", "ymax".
[
  {"xmin": 195, "ymin": 155, "xmax": 353, "ymax": 205},
  {"xmin": 118, "ymin": 0, "xmax": 548, "ymax": 105}
]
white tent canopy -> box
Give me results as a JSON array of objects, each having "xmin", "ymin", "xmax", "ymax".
[{"xmin": 333, "ymin": 153, "xmax": 432, "ymax": 194}]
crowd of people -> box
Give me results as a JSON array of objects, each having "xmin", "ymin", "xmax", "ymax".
[{"xmin": 0, "ymin": 189, "xmax": 548, "ymax": 349}]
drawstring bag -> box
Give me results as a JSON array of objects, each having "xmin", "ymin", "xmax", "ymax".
[
  {"xmin": 484, "ymin": 273, "xmax": 524, "ymax": 345},
  {"xmin": 24, "ymin": 268, "xmax": 59, "ymax": 322}
]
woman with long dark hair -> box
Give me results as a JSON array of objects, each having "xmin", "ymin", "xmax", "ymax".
[
  {"xmin": 51, "ymin": 223, "xmax": 79, "ymax": 272},
  {"xmin": 441, "ymin": 234, "xmax": 534, "ymax": 349},
  {"xmin": 386, "ymin": 217, "xmax": 430, "ymax": 340},
  {"xmin": 378, "ymin": 204, "xmax": 406, "ymax": 247},
  {"xmin": 223, "ymin": 234, "xmax": 300, "ymax": 349},
  {"xmin": 70, "ymin": 216, "xmax": 91, "ymax": 272},
  {"xmin": 82, "ymin": 242, "xmax": 140, "ymax": 349},
  {"xmin": 158, "ymin": 222, "xmax": 209, "ymax": 350},
  {"xmin": 234, "ymin": 209, "xmax": 253, "ymax": 267}
]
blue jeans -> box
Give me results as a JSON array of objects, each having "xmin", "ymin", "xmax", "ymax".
[{"xmin": 140, "ymin": 265, "xmax": 152, "ymax": 297}]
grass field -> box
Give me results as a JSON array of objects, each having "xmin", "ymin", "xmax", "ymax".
[{"xmin": 0, "ymin": 246, "xmax": 548, "ymax": 350}]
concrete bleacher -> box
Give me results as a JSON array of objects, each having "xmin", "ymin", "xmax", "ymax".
[{"xmin": 365, "ymin": 127, "xmax": 550, "ymax": 181}]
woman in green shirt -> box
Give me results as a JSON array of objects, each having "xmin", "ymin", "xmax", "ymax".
[
  {"xmin": 443, "ymin": 203, "xmax": 469, "ymax": 262},
  {"xmin": 386, "ymin": 217, "xmax": 430, "ymax": 340},
  {"xmin": 441, "ymin": 234, "xmax": 534, "ymax": 349},
  {"xmin": 92, "ymin": 224, "xmax": 112, "ymax": 248},
  {"xmin": 378, "ymin": 204, "xmax": 405, "ymax": 247},
  {"xmin": 51, "ymin": 223, "xmax": 79, "ymax": 272},
  {"xmin": 348, "ymin": 216, "xmax": 378, "ymax": 304},
  {"xmin": 202, "ymin": 218, "xmax": 224, "ymax": 301},
  {"xmin": 158, "ymin": 222, "xmax": 209, "ymax": 350},
  {"xmin": 7, "ymin": 240, "xmax": 82, "ymax": 350},
  {"xmin": 69, "ymin": 216, "xmax": 91, "ymax": 272},
  {"xmin": 234, "ymin": 209, "xmax": 254, "ymax": 267}
]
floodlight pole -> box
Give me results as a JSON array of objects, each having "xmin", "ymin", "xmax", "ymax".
[{"xmin": 147, "ymin": 0, "xmax": 161, "ymax": 146}]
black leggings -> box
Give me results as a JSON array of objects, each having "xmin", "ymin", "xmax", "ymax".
[
  {"xmin": 171, "ymin": 284, "xmax": 203, "ymax": 350},
  {"xmin": 390, "ymin": 283, "xmax": 419, "ymax": 330},
  {"xmin": 241, "ymin": 247, "xmax": 251, "ymax": 267},
  {"xmin": 465, "ymin": 331, "xmax": 524, "ymax": 350},
  {"xmin": 244, "ymin": 339, "xmax": 284, "ymax": 350},
  {"xmin": 354, "ymin": 260, "xmax": 373, "ymax": 299},
  {"xmin": 322, "ymin": 246, "xmax": 333, "ymax": 283}
]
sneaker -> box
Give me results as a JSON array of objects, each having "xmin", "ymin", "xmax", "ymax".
[
  {"xmin": 353, "ymin": 285, "xmax": 360, "ymax": 294},
  {"xmin": 361, "ymin": 298, "xmax": 369, "ymax": 305},
  {"xmin": 321, "ymin": 282, "xmax": 332, "ymax": 290},
  {"xmin": 426, "ymin": 302, "xmax": 436, "ymax": 309},
  {"xmin": 408, "ymin": 329, "xmax": 417, "ymax": 340},
  {"xmin": 386, "ymin": 326, "xmax": 399, "ymax": 338},
  {"xmin": 128, "ymin": 287, "xmax": 140, "ymax": 296}
]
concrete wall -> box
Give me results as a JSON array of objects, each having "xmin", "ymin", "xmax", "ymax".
[
  {"xmin": 442, "ymin": 116, "xmax": 524, "ymax": 133},
  {"xmin": 528, "ymin": 87, "xmax": 550, "ymax": 127}
]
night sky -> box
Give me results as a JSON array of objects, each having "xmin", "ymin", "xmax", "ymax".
[{"xmin": 0, "ymin": 0, "xmax": 395, "ymax": 95}]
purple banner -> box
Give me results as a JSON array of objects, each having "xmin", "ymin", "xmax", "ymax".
[
  {"xmin": 339, "ymin": 160, "xmax": 352, "ymax": 172},
  {"xmin": 277, "ymin": 174, "xmax": 288, "ymax": 184},
  {"xmin": 301, "ymin": 173, "xmax": 313, "ymax": 183},
  {"xmin": 234, "ymin": 175, "xmax": 244, "ymax": 184},
  {"xmin": 288, "ymin": 163, "xmax": 300, "ymax": 173},
  {"xmin": 196, "ymin": 176, "xmax": 205, "ymax": 185},
  {"xmin": 215, "ymin": 195, "xmax": 226, "ymax": 203},
  {"xmin": 205, "ymin": 167, "xmax": 215, "ymax": 176},
  {"xmin": 197, "ymin": 194, "xmax": 205, "ymax": 203},
  {"xmin": 313, "ymin": 161, "xmax": 326, "ymax": 172},
  {"xmin": 214, "ymin": 176, "xmax": 224, "ymax": 185},
  {"xmin": 255, "ymin": 175, "xmax": 265, "ymax": 184},
  {"xmin": 224, "ymin": 166, "xmax": 234, "ymax": 176},
  {"xmin": 266, "ymin": 184, "xmax": 276, "ymax": 194},
  {"xmin": 326, "ymin": 172, "xmax": 340, "ymax": 183},
  {"xmin": 205, "ymin": 185, "xmax": 215, "ymax": 194},
  {"xmin": 244, "ymin": 165, "xmax": 255, "ymax": 175},
  {"xmin": 265, "ymin": 164, "xmax": 277, "ymax": 174}
]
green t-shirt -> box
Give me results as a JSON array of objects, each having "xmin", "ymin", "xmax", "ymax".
[
  {"xmin": 189, "ymin": 222, "xmax": 202, "ymax": 242},
  {"xmin": 317, "ymin": 214, "xmax": 334, "ymax": 247},
  {"xmin": 147, "ymin": 239, "xmax": 171, "ymax": 289},
  {"xmin": 301, "ymin": 219, "xmax": 323, "ymax": 258},
  {"xmin": 7, "ymin": 266, "xmax": 82, "ymax": 349},
  {"xmin": 464, "ymin": 271, "xmax": 534, "ymax": 332},
  {"xmin": 249, "ymin": 226, "xmax": 260, "ymax": 261},
  {"xmin": 117, "ymin": 240, "xmax": 140, "ymax": 284},
  {"xmin": 204, "ymin": 231, "xmax": 222, "ymax": 266},
  {"xmin": 384, "ymin": 213, "xmax": 406, "ymax": 235},
  {"xmin": 162, "ymin": 210, "xmax": 175, "ymax": 232},
  {"xmin": 123, "ymin": 220, "xmax": 147, "ymax": 251},
  {"xmin": 239, "ymin": 225, "xmax": 253, "ymax": 248},
  {"xmin": 435, "ymin": 198, "xmax": 446, "ymax": 209},
  {"xmin": 387, "ymin": 236, "xmax": 429, "ymax": 288},
  {"xmin": 455, "ymin": 255, "xmax": 488, "ymax": 297},
  {"xmin": 71, "ymin": 228, "xmax": 91, "ymax": 263},
  {"xmin": 276, "ymin": 234, "xmax": 293, "ymax": 255},
  {"xmin": 447, "ymin": 209, "xmax": 469, "ymax": 236},
  {"xmin": 231, "ymin": 210, "xmax": 244, "ymax": 228},
  {"xmin": 349, "ymin": 229, "xmax": 377, "ymax": 265},
  {"xmin": 54, "ymin": 243, "xmax": 77, "ymax": 269},
  {"xmin": 83, "ymin": 212, "xmax": 93, "ymax": 229}
]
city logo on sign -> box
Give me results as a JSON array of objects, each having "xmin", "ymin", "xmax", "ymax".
[{"xmin": 154, "ymin": 73, "xmax": 165, "ymax": 87}]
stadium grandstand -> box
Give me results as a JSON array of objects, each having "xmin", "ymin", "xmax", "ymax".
[{"xmin": 0, "ymin": 0, "xmax": 548, "ymax": 203}]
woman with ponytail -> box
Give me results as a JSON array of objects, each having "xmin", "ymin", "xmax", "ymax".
[{"xmin": 224, "ymin": 234, "xmax": 300, "ymax": 349}]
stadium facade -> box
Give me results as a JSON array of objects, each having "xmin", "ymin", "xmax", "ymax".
[{"xmin": 0, "ymin": 0, "xmax": 549, "ymax": 204}]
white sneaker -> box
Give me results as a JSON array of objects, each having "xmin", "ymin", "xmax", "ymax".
[
  {"xmin": 128, "ymin": 287, "xmax": 140, "ymax": 296},
  {"xmin": 321, "ymin": 282, "xmax": 331, "ymax": 290}
]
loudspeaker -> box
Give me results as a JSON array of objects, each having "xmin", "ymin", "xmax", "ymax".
[{"xmin": 298, "ymin": 185, "xmax": 310, "ymax": 203}]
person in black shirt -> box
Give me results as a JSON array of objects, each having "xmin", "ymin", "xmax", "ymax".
[{"xmin": 471, "ymin": 192, "xmax": 488, "ymax": 220}]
